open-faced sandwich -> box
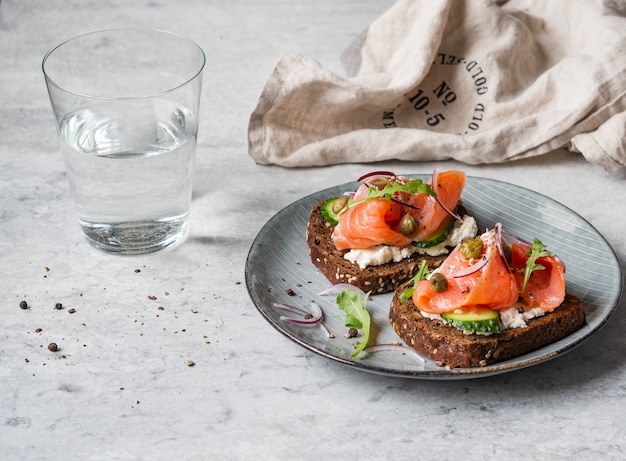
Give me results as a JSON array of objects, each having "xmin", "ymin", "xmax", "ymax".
[
  {"xmin": 389, "ymin": 225, "xmax": 586, "ymax": 368},
  {"xmin": 307, "ymin": 169, "xmax": 478, "ymax": 294}
]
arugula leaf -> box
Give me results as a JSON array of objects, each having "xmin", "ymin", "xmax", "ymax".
[
  {"xmin": 336, "ymin": 290, "xmax": 371, "ymax": 358},
  {"xmin": 365, "ymin": 178, "xmax": 435, "ymax": 201},
  {"xmin": 342, "ymin": 179, "xmax": 436, "ymax": 215},
  {"xmin": 522, "ymin": 238, "xmax": 554, "ymax": 294},
  {"xmin": 399, "ymin": 259, "xmax": 431, "ymax": 302}
]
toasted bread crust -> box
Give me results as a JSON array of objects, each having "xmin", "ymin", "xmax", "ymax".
[
  {"xmin": 306, "ymin": 200, "xmax": 448, "ymax": 294},
  {"xmin": 389, "ymin": 290, "xmax": 586, "ymax": 368}
]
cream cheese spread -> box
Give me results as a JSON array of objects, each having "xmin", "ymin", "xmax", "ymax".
[
  {"xmin": 499, "ymin": 305, "xmax": 546, "ymax": 329},
  {"xmin": 344, "ymin": 215, "xmax": 478, "ymax": 269}
]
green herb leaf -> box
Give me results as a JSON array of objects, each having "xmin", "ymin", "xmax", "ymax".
[
  {"xmin": 365, "ymin": 178, "xmax": 435, "ymax": 201},
  {"xmin": 341, "ymin": 179, "xmax": 436, "ymax": 216},
  {"xmin": 399, "ymin": 260, "xmax": 431, "ymax": 302},
  {"xmin": 336, "ymin": 290, "xmax": 371, "ymax": 358},
  {"xmin": 522, "ymin": 238, "xmax": 554, "ymax": 294}
]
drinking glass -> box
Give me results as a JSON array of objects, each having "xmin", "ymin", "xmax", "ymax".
[{"xmin": 42, "ymin": 28, "xmax": 205, "ymax": 254}]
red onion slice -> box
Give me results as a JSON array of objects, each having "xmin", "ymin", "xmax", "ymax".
[
  {"xmin": 274, "ymin": 301, "xmax": 323, "ymax": 325},
  {"xmin": 501, "ymin": 228, "xmax": 531, "ymax": 246},
  {"xmin": 273, "ymin": 302, "xmax": 308, "ymax": 316},
  {"xmin": 319, "ymin": 283, "xmax": 367, "ymax": 298},
  {"xmin": 363, "ymin": 343, "xmax": 425, "ymax": 362},
  {"xmin": 494, "ymin": 223, "xmax": 511, "ymax": 272},
  {"xmin": 273, "ymin": 302, "xmax": 334, "ymax": 338},
  {"xmin": 357, "ymin": 171, "xmax": 396, "ymax": 184},
  {"xmin": 431, "ymin": 168, "xmax": 463, "ymax": 223},
  {"xmin": 453, "ymin": 253, "xmax": 490, "ymax": 278},
  {"xmin": 358, "ymin": 172, "xmax": 397, "ymax": 190},
  {"xmin": 553, "ymin": 255, "xmax": 567, "ymax": 273}
]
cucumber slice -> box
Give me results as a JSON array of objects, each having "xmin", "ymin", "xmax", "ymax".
[
  {"xmin": 412, "ymin": 216, "xmax": 455, "ymax": 248},
  {"xmin": 320, "ymin": 197, "xmax": 349, "ymax": 225},
  {"xmin": 441, "ymin": 309, "xmax": 501, "ymax": 334}
]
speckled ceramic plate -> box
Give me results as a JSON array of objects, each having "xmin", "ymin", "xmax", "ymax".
[{"xmin": 245, "ymin": 176, "xmax": 622, "ymax": 379}]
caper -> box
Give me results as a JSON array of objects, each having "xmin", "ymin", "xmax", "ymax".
[
  {"xmin": 429, "ymin": 273, "xmax": 448, "ymax": 292},
  {"xmin": 397, "ymin": 213, "xmax": 418, "ymax": 236},
  {"xmin": 331, "ymin": 197, "xmax": 348, "ymax": 214},
  {"xmin": 460, "ymin": 237, "xmax": 484, "ymax": 259}
]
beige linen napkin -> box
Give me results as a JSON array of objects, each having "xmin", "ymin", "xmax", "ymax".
[{"xmin": 248, "ymin": 0, "xmax": 626, "ymax": 173}]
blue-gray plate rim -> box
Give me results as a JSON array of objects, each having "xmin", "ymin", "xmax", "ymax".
[{"xmin": 245, "ymin": 175, "xmax": 622, "ymax": 380}]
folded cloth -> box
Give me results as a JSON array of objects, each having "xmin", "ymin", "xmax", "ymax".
[{"xmin": 248, "ymin": 0, "xmax": 626, "ymax": 173}]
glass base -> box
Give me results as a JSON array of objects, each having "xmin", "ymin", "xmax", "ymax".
[{"xmin": 79, "ymin": 218, "xmax": 189, "ymax": 255}]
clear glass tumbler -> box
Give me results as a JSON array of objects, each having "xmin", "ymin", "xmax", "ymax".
[{"xmin": 42, "ymin": 28, "xmax": 205, "ymax": 255}]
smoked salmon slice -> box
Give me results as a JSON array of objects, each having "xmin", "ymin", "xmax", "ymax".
[
  {"xmin": 332, "ymin": 170, "xmax": 466, "ymax": 250},
  {"xmin": 413, "ymin": 230, "xmax": 519, "ymax": 314},
  {"xmin": 510, "ymin": 242, "xmax": 566, "ymax": 311},
  {"xmin": 331, "ymin": 198, "xmax": 410, "ymax": 250},
  {"xmin": 410, "ymin": 169, "xmax": 465, "ymax": 242},
  {"xmin": 412, "ymin": 230, "xmax": 566, "ymax": 315}
]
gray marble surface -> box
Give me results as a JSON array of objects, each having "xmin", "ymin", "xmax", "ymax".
[{"xmin": 1, "ymin": 1, "xmax": 625, "ymax": 460}]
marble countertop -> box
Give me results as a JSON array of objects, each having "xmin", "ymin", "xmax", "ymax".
[{"xmin": 1, "ymin": 1, "xmax": 625, "ymax": 459}]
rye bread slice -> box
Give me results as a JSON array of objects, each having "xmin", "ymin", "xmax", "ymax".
[
  {"xmin": 389, "ymin": 290, "xmax": 586, "ymax": 368},
  {"xmin": 306, "ymin": 199, "xmax": 450, "ymax": 294}
]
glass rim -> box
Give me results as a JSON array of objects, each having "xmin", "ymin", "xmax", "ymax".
[{"xmin": 41, "ymin": 27, "xmax": 206, "ymax": 100}]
